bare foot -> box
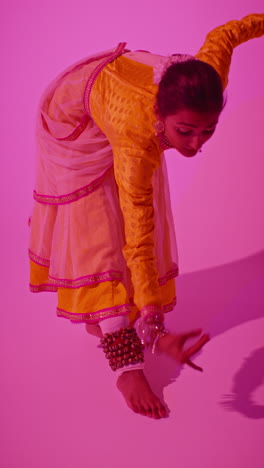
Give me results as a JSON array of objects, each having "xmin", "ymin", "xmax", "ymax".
[
  {"xmin": 117, "ymin": 369, "xmax": 166, "ymax": 419},
  {"xmin": 157, "ymin": 330, "xmax": 210, "ymax": 372},
  {"xmin": 85, "ymin": 323, "xmax": 103, "ymax": 338}
]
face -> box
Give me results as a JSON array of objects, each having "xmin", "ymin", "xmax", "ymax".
[{"xmin": 161, "ymin": 109, "xmax": 221, "ymax": 157}]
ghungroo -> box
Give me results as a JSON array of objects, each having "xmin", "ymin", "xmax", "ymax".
[{"xmin": 101, "ymin": 327, "xmax": 144, "ymax": 371}]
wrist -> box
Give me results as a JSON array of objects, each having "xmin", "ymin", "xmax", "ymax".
[{"xmin": 136, "ymin": 311, "xmax": 168, "ymax": 353}]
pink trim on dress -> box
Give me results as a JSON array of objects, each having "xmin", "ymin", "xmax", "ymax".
[
  {"xmin": 57, "ymin": 303, "xmax": 131, "ymax": 323},
  {"xmin": 49, "ymin": 270, "xmax": 123, "ymax": 288},
  {"xmin": 33, "ymin": 167, "xmax": 112, "ymax": 205},
  {"xmin": 56, "ymin": 298, "xmax": 176, "ymax": 324},
  {"xmin": 56, "ymin": 115, "xmax": 90, "ymax": 141},
  {"xmin": 158, "ymin": 267, "xmax": 179, "ymax": 286},
  {"xmin": 29, "ymin": 250, "xmax": 50, "ymax": 267},
  {"xmin": 163, "ymin": 297, "xmax": 177, "ymax": 313},
  {"xmin": 83, "ymin": 42, "xmax": 127, "ymax": 115},
  {"xmin": 30, "ymin": 283, "xmax": 57, "ymax": 292},
  {"xmin": 29, "ymin": 248, "xmax": 178, "ymax": 289},
  {"xmin": 140, "ymin": 298, "xmax": 177, "ymax": 317},
  {"xmin": 59, "ymin": 48, "xmax": 127, "ymax": 87}
]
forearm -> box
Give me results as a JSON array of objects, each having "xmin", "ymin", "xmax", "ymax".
[
  {"xmin": 195, "ymin": 14, "xmax": 264, "ymax": 89},
  {"xmin": 113, "ymin": 146, "xmax": 163, "ymax": 314}
]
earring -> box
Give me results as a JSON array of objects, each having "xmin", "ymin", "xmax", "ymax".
[{"xmin": 154, "ymin": 120, "xmax": 164, "ymax": 135}]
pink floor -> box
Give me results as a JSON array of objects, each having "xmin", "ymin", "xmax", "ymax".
[
  {"xmin": 2, "ymin": 239, "xmax": 264, "ymax": 467},
  {"xmin": 2, "ymin": 1, "xmax": 264, "ymax": 467}
]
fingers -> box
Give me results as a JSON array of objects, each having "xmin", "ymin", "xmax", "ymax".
[
  {"xmin": 185, "ymin": 358, "xmax": 203, "ymax": 372},
  {"xmin": 183, "ymin": 334, "xmax": 210, "ymax": 371},
  {"xmin": 186, "ymin": 329, "xmax": 203, "ymax": 337},
  {"xmin": 180, "ymin": 329, "xmax": 203, "ymax": 344},
  {"xmin": 157, "ymin": 330, "xmax": 210, "ymax": 372},
  {"xmin": 184, "ymin": 334, "xmax": 210, "ymax": 356}
]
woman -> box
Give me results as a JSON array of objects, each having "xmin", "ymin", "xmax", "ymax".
[{"xmin": 29, "ymin": 14, "xmax": 264, "ymax": 418}]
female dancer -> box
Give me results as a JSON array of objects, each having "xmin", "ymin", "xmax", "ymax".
[{"xmin": 29, "ymin": 14, "xmax": 264, "ymax": 418}]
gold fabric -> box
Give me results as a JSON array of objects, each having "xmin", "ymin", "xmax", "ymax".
[
  {"xmin": 90, "ymin": 57, "xmax": 162, "ymax": 312},
  {"xmin": 30, "ymin": 260, "xmax": 176, "ymax": 323},
  {"xmin": 195, "ymin": 14, "xmax": 264, "ymax": 89},
  {"xmin": 90, "ymin": 13, "xmax": 264, "ymax": 313}
]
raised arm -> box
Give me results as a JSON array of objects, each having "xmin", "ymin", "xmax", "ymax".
[{"xmin": 195, "ymin": 13, "xmax": 264, "ymax": 89}]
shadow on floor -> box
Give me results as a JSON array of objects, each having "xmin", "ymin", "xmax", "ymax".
[
  {"xmin": 219, "ymin": 347, "xmax": 264, "ymax": 419},
  {"xmin": 144, "ymin": 249, "xmax": 264, "ymax": 419}
]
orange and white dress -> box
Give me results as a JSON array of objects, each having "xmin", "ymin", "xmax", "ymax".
[{"xmin": 29, "ymin": 14, "xmax": 264, "ymax": 324}]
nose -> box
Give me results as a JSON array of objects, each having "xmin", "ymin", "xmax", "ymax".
[{"xmin": 189, "ymin": 135, "xmax": 202, "ymax": 151}]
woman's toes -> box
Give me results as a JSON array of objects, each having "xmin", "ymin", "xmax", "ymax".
[
  {"xmin": 117, "ymin": 369, "xmax": 166, "ymax": 419},
  {"xmin": 152, "ymin": 410, "xmax": 161, "ymax": 419},
  {"xmin": 146, "ymin": 408, "xmax": 155, "ymax": 418},
  {"xmin": 146, "ymin": 404, "xmax": 160, "ymax": 419},
  {"xmin": 131, "ymin": 403, "xmax": 140, "ymax": 414},
  {"xmin": 157, "ymin": 399, "xmax": 166, "ymax": 417},
  {"xmin": 154, "ymin": 404, "xmax": 163, "ymax": 419},
  {"xmin": 151, "ymin": 397, "xmax": 166, "ymax": 418},
  {"xmin": 158, "ymin": 405, "xmax": 167, "ymax": 418},
  {"xmin": 141, "ymin": 400, "xmax": 165, "ymax": 419},
  {"xmin": 139, "ymin": 406, "xmax": 147, "ymax": 416}
]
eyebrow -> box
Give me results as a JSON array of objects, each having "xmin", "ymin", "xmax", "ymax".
[{"xmin": 176, "ymin": 121, "xmax": 218, "ymax": 128}]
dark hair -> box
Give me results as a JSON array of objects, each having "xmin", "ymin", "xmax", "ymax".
[{"xmin": 156, "ymin": 59, "xmax": 225, "ymax": 118}]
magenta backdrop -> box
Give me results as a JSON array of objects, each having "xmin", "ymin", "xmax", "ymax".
[{"xmin": 1, "ymin": 1, "xmax": 264, "ymax": 467}]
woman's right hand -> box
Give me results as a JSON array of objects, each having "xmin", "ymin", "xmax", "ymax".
[{"xmin": 156, "ymin": 329, "xmax": 210, "ymax": 371}]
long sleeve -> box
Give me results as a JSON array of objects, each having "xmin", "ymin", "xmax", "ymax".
[
  {"xmin": 112, "ymin": 141, "xmax": 162, "ymax": 311},
  {"xmin": 89, "ymin": 57, "xmax": 163, "ymax": 314},
  {"xmin": 195, "ymin": 14, "xmax": 264, "ymax": 89}
]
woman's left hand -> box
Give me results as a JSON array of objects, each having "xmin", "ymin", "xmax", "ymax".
[{"xmin": 156, "ymin": 329, "xmax": 210, "ymax": 371}]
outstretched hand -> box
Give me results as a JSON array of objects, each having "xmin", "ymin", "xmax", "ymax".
[{"xmin": 156, "ymin": 329, "xmax": 210, "ymax": 372}]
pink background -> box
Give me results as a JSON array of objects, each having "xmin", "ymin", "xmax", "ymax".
[{"xmin": 1, "ymin": 1, "xmax": 264, "ymax": 467}]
